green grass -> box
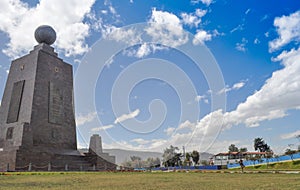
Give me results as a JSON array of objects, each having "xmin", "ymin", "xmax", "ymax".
[{"xmin": 0, "ymin": 171, "xmax": 299, "ymax": 190}]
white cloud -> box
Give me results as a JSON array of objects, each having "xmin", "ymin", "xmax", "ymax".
[
  {"xmin": 114, "ymin": 109, "xmax": 140, "ymax": 124},
  {"xmin": 146, "ymin": 8, "xmax": 189, "ymax": 47},
  {"xmin": 178, "ymin": 120, "xmax": 195, "ymax": 130},
  {"xmin": 218, "ymin": 81, "xmax": 246, "ymax": 94},
  {"xmin": 181, "ymin": 9, "xmax": 207, "ymax": 28},
  {"xmin": 103, "ymin": 25, "xmax": 141, "ymax": 45},
  {"xmin": 76, "ymin": 112, "xmax": 97, "ymax": 126},
  {"xmin": 193, "ymin": 30, "xmax": 212, "ymax": 45},
  {"xmin": 260, "ymin": 14, "xmax": 269, "ymax": 22},
  {"xmin": 91, "ymin": 125, "xmax": 114, "ymax": 132},
  {"xmin": 0, "ymin": 0, "xmax": 95, "ymax": 58},
  {"xmin": 123, "ymin": 43, "xmax": 169, "ymax": 58},
  {"xmin": 191, "ymin": 0, "xmax": 213, "ymax": 6},
  {"xmin": 195, "ymin": 95, "xmax": 205, "ymax": 102},
  {"xmin": 136, "ymin": 43, "xmax": 151, "ymax": 58},
  {"xmin": 131, "ymin": 138, "xmax": 150, "ymax": 145},
  {"xmin": 164, "ymin": 127, "xmax": 176, "ymax": 136},
  {"xmin": 232, "ymin": 82, "xmax": 246, "ymax": 90},
  {"xmin": 245, "ymin": 9, "xmax": 251, "ymax": 15},
  {"xmin": 254, "ymin": 38, "xmax": 260, "ymax": 44},
  {"xmin": 230, "ymin": 24, "xmax": 244, "ymax": 33},
  {"xmin": 265, "ymin": 32, "xmax": 269, "ymax": 38},
  {"xmin": 269, "ymin": 11, "xmax": 300, "ymax": 52},
  {"xmin": 280, "ymin": 130, "xmax": 300, "ymax": 140},
  {"xmin": 204, "ymin": 99, "xmax": 209, "ymax": 104},
  {"xmin": 235, "ymin": 38, "xmax": 248, "ymax": 52},
  {"xmin": 226, "ymin": 46, "xmax": 300, "ymax": 127}
]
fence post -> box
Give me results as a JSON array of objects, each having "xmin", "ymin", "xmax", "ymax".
[
  {"xmin": 28, "ymin": 163, "xmax": 32, "ymax": 171},
  {"xmin": 93, "ymin": 164, "xmax": 96, "ymax": 171},
  {"xmin": 48, "ymin": 163, "xmax": 51, "ymax": 171}
]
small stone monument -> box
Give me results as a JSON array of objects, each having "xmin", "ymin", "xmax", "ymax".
[{"xmin": 0, "ymin": 25, "xmax": 115, "ymax": 171}]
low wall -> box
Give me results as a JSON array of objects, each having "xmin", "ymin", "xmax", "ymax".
[
  {"xmin": 227, "ymin": 152, "xmax": 300, "ymax": 169},
  {"xmin": 152, "ymin": 165, "xmax": 220, "ymax": 171}
]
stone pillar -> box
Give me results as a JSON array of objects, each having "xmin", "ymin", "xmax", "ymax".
[{"xmin": 88, "ymin": 134, "xmax": 103, "ymax": 155}]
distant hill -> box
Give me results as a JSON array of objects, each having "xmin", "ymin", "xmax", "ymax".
[
  {"xmin": 79, "ymin": 148, "xmax": 214, "ymax": 165},
  {"xmin": 103, "ymin": 149, "xmax": 214, "ymax": 165},
  {"xmin": 103, "ymin": 149, "xmax": 162, "ymax": 165}
]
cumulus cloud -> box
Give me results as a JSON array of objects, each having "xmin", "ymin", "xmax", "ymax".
[
  {"xmin": 269, "ymin": 11, "xmax": 300, "ymax": 52},
  {"xmin": 146, "ymin": 8, "xmax": 189, "ymax": 47},
  {"xmin": 223, "ymin": 45, "xmax": 300, "ymax": 127},
  {"xmin": 181, "ymin": 9, "xmax": 207, "ymax": 28},
  {"xmin": 164, "ymin": 127, "xmax": 176, "ymax": 136},
  {"xmin": 193, "ymin": 30, "xmax": 212, "ymax": 45},
  {"xmin": 0, "ymin": 0, "xmax": 95, "ymax": 58},
  {"xmin": 103, "ymin": 25, "xmax": 141, "ymax": 45},
  {"xmin": 178, "ymin": 120, "xmax": 196, "ymax": 130},
  {"xmin": 114, "ymin": 109, "xmax": 140, "ymax": 124}
]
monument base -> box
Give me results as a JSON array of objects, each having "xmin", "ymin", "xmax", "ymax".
[{"xmin": 0, "ymin": 148, "xmax": 116, "ymax": 171}]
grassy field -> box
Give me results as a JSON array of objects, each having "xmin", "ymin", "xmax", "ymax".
[{"xmin": 0, "ymin": 171, "xmax": 299, "ymax": 190}]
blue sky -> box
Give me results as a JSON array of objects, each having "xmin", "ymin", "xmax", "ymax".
[{"xmin": 0, "ymin": 0, "xmax": 300, "ymax": 154}]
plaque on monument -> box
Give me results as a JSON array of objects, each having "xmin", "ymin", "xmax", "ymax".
[
  {"xmin": 7, "ymin": 80, "xmax": 25, "ymax": 123},
  {"xmin": 48, "ymin": 82, "xmax": 63, "ymax": 124}
]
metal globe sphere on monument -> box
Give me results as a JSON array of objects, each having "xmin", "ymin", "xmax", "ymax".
[{"xmin": 34, "ymin": 25, "xmax": 56, "ymax": 45}]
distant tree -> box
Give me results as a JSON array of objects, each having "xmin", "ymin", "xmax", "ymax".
[
  {"xmin": 228, "ymin": 144, "xmax": 239, "ymax": 152},
  {"xmin": 191, "ymin": 150, "xmax": 200, "ymax": 166},
  {"xmin": 121, "ymin": 160, "xmax": 133, "ymax": 168},
  {"xmin": 285, "ymin": 148, "xmax": 297, "ymax": 161},
  {"xmin": 254, "ymin": 138, "xmax": 271, "ymax": 152},
  {"xmin": 130, "ymin": 156, "xmax": 142, "ymax": 168},
  {"xmin": 200, "ymin": 160, "xmax": 208, "ymax": 166},
  {"xmin": 184, "ymin": 152, "xmax": 192, "ymax": 166},
  {"xmin": 130, "ymin": 156, "xmax": 141, "ymax": 162},
  {"xmin": 146, "ymin": 157, "xmax": 161, "ymax": 168},
  {"xmin": 122, "ymin": 157, "xmax": 161, "ymax": 169},
  {"xmin": 162, "ymin": 145, "xmax": 182, "ymax": 167},
  {"xmin": 239, "ymin": 147, "xmax": 248, "ymax": 152}
]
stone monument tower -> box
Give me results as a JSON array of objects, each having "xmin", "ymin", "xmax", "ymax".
[{"xmin": 0, "ymin": 26, "xmax": 115, "ymax": 171}]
